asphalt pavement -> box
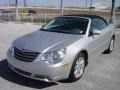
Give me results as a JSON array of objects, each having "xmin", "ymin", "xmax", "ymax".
[{"xmin": 0, "ymin": 23, "xmax": 120, "ymax": 90}]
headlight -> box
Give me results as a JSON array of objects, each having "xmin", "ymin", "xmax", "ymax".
[{"xmin": 40, "ymin": 48, "xmax": 67, "ymax": 64}]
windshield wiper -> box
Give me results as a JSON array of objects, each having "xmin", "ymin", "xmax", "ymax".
[
  {"xmin": 40, "ymin": 29, "xmax": 65, "ymax": 33},
  {"xmin": 52, "ymin": 30, "xmax": 66, "ymax": 33},
  {"xmin": 40, "ymin": 29, "xmax": 81, "ymax": 35}
]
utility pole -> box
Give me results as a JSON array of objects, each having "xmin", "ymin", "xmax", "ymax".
[
  {"xmin": 60, "ymin": 0, "xmax": 63, "ymax": 16},
  {"xmin": 15, "ymin": 0, "xmax": 19, "ymax": 20},
  {"xmin": 109, "ymin": 0, "xmax": 116, "ymax": 24},
  {"xmin": 86, "ymin": 0, "xmax": 87, "ymax": 8}
]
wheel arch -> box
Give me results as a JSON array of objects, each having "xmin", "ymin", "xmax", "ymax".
[
  {"xmin": 68, "ymin": 49, "xmax": 88, "ymax": 81},
  {"xmin": 80, "ymin": 50, "xmax": 88, "ymax": 66},
  {"xmin": 74, "ymin": 49, "xmax": 88, "ymax": 67}
]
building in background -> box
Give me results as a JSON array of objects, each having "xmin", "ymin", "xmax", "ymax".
[{"xmin": 92, "ymin": 3, "xmax": 109, "ymax": 10}]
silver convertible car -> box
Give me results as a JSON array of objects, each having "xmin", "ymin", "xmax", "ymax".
[{"xmin": 7, "ymin": 15, "xmax": 115, "ymax": 82}]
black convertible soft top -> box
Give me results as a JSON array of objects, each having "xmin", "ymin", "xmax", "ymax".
[
  {"xmin": 64, "ymin": 14, "xmax": 108, "ymax": 24},
  {"xmin": 64, "ymin": 14, "xmax": 103, "ymax": 19}
]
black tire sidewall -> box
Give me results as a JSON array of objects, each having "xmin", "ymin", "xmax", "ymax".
[{"xmin": 68, "ymin": 52, "xmax": 86, "ymax": 81}]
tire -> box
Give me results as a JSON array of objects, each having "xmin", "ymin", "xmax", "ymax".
[
  {"xmin": 68, "ymin": 52, "xmax": 86, "ymax": 82},
  {"xmin": 106, "ymin": 38, "xmax": 115, "ymax": 54}
]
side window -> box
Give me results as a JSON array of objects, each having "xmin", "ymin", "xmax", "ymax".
[{"xmin": 91, "ymin": 18, "xmax": 107, "ymax": 31}]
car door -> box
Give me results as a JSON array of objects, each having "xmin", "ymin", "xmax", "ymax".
[
  {"xmin": 87, "ymin": 18, "xmax": 108, "ymax": 58},
  {"xmin": 96, "ymin": 19, "xmax": 113, "ymax": 52}
]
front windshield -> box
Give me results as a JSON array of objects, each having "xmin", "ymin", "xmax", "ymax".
[{"xmin": 41, "ymin": 17, "xmax": 89, "ymax": 35}]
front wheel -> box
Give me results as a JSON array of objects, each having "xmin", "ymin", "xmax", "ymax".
[{"xmin": 68, "ymin": 53, "xmax": 86, "ymax": 82}]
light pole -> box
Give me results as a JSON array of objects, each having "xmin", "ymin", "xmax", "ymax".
[
  {"xmin": 24, "ymin": 0, "xmax": 27, "ymax": 7},
  {"xmin": 15, "ymin": 0, "xmax": 19, "ymax": 20},
  {"xmin": 60, "ymin": 0, "xmax": 63, "ymax": 16}
]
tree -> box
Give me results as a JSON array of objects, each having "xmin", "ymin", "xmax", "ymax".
[{"xmin": 109, "ymin": 0, "xmax": 116, "ymax": 23}]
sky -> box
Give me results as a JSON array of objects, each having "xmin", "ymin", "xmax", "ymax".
[{"xmin": 0, "ymin": 0, "xmax": 120, "ymax": 8}]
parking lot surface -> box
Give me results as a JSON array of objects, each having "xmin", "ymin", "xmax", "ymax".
[{"xmin": 0, "ymin": 23, "xmax": 120, "ymax": 90}]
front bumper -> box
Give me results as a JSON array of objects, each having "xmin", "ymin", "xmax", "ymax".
[{"xmin": 7, "ymin": 50, "xmax": 70, "ymax": 82}]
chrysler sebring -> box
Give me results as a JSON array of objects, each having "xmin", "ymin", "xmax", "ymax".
[{"xmin": 7, "ymin": 15, "xmax": 115, "ymax": 82}]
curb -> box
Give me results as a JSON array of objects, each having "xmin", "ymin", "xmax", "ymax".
[
  {"xmin": 0, "ymin": 22, "xmax": 41, "ymax": 26},
  {"xmin": 116, "ymin": 28, "xmax": 120, "ymax": 31}
]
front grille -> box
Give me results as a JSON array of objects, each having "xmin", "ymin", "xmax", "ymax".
[{"xmin": 14, "ymin": 47, "xmax": 40, "ymax": 62}]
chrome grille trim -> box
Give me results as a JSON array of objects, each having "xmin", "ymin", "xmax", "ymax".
[{"xmin": 14, "ymin": 47, "xmax": 40, "ymax": 62}]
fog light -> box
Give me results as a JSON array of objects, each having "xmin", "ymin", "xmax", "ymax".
[{"xmin": 34, "ymin": 74, "xmax": 46, "ymax": 79}]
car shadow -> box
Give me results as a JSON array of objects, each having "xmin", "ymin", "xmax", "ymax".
[{"xmin": 0, "ymin": 59, "xmax": 57, "ymax": 89}]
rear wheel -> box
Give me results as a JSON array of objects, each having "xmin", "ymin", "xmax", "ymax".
[{"xmin": 68, "ymin": 53, "xmax": 86, "ymax": 81}]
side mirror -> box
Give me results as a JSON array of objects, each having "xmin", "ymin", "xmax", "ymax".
[{"xmin": 92, "ymin": 29, "xmax": 101, "ymax": 35}]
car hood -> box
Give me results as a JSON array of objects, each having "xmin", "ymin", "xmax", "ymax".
[{"xmin": 13, "ymin": 31, "xmax": 84, "ymax": 53}]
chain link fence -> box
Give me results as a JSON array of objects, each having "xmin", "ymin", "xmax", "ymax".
[
  {"xmin": 0, "ymin": 12, "xmax": 120, "ymax": 27},
  {"xmin": 0, "ymin": 12, "xmax": 60, "ymax": 24}
]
